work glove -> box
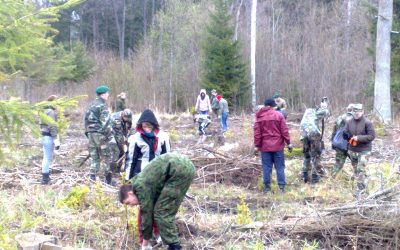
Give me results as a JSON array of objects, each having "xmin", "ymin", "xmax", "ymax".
[
  {"xmin": 287, "ymin": 144, "xmax": 293, "ymax": 153},
  {"xmin": 54, "ymin": 138, "xmax": 60, "ymax": 150},
  {"xmin": 253, "ymin": 147, "xmax": 259, "ymax": 156},
  {"xmin": 123, "ymin": 144, "xmax": 128, "ymax": 153}
]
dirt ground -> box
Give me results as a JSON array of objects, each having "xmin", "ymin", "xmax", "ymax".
[{"xmin": 1, "ymin": 111, "xmax": 400, "ymax": 249}]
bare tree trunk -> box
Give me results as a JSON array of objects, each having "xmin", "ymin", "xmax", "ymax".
[
  {"xmin": 374, "ymin": 0, "xmax": 393, "ymax": 122},
  {"xmin": 112, "ymin": 0, "xmax": 125, "ymax": 61},
  {"xmin": 250, "ymin": 0, "xmax": 257, "ymax": 109},
  {"xmin": 345, "ymin": 0, "xmax": 353, "ymax": 53},
  {"xmin": 122, "ymin": 0, "xmax": 126, "ymax": 59},
  {"xmin": 143, "ymin": 0, "xmax": 148, "ymax": 38},
  {"xmin": 92, "ymin": 12, "xmax": 98, "ymax": 51},
  {"xmin": 151, "ymin": 0, "xmax": 155, "ymax": 27},
  {"xmin": 234, "ymin": 0, "xmax": 243, "ymax": 41},
  {"xmin": 168, "ymin": 46, "xmax": 173, "ymax": 113}
]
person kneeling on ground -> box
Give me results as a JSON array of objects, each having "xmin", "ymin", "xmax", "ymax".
[{"xmin": 119, "ymin": 153, "xmax": 196, "ymax": 250}]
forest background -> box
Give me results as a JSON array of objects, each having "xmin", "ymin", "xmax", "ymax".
[{"xmin": 1, "ymin": 0, "xmax": 400, "ymax": 114}]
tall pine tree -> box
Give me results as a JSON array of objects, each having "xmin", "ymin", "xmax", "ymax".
[{"xmin": 201, "ymin": 0, "xmax": 249, "ymax": 109}]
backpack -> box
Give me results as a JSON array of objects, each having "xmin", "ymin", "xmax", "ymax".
[
  {"xmin": 332, "ymin": 127, "xmax": 348, "ymax": 151},
  {"xmin": 300, "ymin": 108, "xmax": 320, "ymax": 139}
]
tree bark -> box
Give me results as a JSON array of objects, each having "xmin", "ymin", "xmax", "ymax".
[
  {"xmin": 250, "ymin": 0, "xmax": 257, "ymax": 109},
  {"xmin": 374, "ymin": 0, "xmax": 393, "ymax": 122},
  {"xmin": 234, "ymin": 0, "xmax": 243, "ymax": 41},
  {"xmin": 112, "ymin": 0, "xmax": 126, "ymax": 61}
]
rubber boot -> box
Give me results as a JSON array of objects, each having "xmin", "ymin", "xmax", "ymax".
[
  {"xmin": 303, "ymin": 172, "xmax": 309, "ymax": 183},
  {"xmin": 168, "ymin": 243, "xmax": 182, "ymax": 250},
  {"xmin": 41, "ymin": 173, "xmax": 50, "ymax": 185},
  {"xmin": 279, "ymin": 185, "xmax": 285, "ymax": 194},
  {"xmin": 263, "ymin": 186, "xmax": 272, "ymax": 194},
  {"xmin": 110, "ymin": 162, "xmax": 118, "ymax": 173},
  {"xmin": 105, "ymin": 172, "xmax": 116, "ymax": 186},
  {"xmin": 311, "ymin": 173, "xmax": 319, "ymax": 184}
]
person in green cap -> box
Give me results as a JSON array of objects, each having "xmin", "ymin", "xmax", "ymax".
[{"xmin": 84, "ymin": 85, "xmax": 114, "ymax": 184}]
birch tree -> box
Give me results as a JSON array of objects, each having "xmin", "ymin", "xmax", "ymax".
[
  {"xmin": 374, "ymin": 0, "xmax": 393, "ymax": 122},
  {"xmin": 250, "ymin": 0, "xmax": 257, "ymax": 109}
]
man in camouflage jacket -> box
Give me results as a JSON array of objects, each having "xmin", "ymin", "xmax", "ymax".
[
  {"xmin": 119, "ymin": 153, "xmax": 196, "ymax": 250},
  {"xmin": 300, "ymin": 99, "xmax": 330, "ymax": 184},
  {"xmin": 331, "ymin": 104, "xmax": 354, "ymax": 178},
  {"xmin": 110, "ymin": 109, "xmax": 132, "ymax": 172},
  {"xmin": 84, "ymin": 85, "xmax": 113, "ymax": 184}
]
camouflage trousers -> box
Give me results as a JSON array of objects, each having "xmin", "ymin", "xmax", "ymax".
[
  {"xmin": 302, "ymin": 137, "xmax": 324, "ymax": 183},
  {"xmin": 348, "ymin": 150, "xmax": 371, "ymax": 191},
  {"xmin": 109, "ymin": 140, "xmax": 124, "ymax": 172},
  {"xmin": 88, "ymin": 133, "xmax": 111, "ymax": 175},
  {"xmin": 331, "ymin": 150, "xmax": 351, "ymax": 178}
]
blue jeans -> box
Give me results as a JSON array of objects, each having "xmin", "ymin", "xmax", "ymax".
[
  {"xmin": 41, "ymin": 136, "xmax": 55, "ymax": 174},
  {"xmin": 261, "ymin": 151, "xmax": 286, "ymax": 188},
  {"xmin": 221, "ymin": 112, "xmax": 228, "ymax": 131},
  {"xmin": 199, "ymin": 110, "xmax": 208, "ymax": 115}
]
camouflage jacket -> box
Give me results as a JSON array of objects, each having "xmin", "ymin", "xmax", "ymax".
[
  {"xmin": 300, "ymin": 107, "xmax": 329, "ymax": 140},
  {"xmin": 132, "ymin": 153, "xmax": 196, "ymax": 244},
  {"xmin": 84, "ymin": 97, "xmax": 111, "ymax": 135},
  {"xmin": 331, "ymin": 112, "xmax": 353, "ymax": 140},
  {"xmin": 111, "ymin": 111, "xmax": 131, "ymax": 144},
  {"xmin": 210, "ymin": 95, "xmax": 219, "ymax": 110},
  {"xmin": 218, "ymin": 98, "xmax": 229, "ymax": 115},
  {"xmin": 40, "ymin": 106, "xmax": 58, "ymax": 137}
]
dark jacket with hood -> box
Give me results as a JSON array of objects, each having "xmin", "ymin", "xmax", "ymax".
[
  {"xmin": 254, "ymin": 107, "xmax": 290, "ymax": 152},
  {"xmin": 125, "ymin": 109, "xmax": 170, "ymax": 180}
]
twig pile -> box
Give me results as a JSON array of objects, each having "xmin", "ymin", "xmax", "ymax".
[
  {"xmin": 269, "ymin": 185, "xmax": 400, "ymax": 248},
  {"xmin": 189, "ymin": 147, "xmax": 262, "ymax": 188}
]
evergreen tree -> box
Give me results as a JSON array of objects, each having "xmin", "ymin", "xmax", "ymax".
[
  {"xmin": 201, "ymin": 0, "xmax": 249, "ymax": 109},
  {"xmin": 0, "ymin": 0, "xmax": 86, "ymax": 83}
]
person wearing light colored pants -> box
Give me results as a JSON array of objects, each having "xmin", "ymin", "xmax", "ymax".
[{"xmin": 41, "ymin": 136, "xmax": 55, "ymax": 175}]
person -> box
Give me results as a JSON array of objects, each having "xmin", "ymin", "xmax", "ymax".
[
  {"xmin": 125, "ymin": 109, "xmax": 171, "ymax": 180},
  {"xmin": 195, "ymin": 89, "xmax": 211, "ymax": 114},
  {"xmin": 196, "ymin": 114, "xmax": 211, "ymax": 136},
  {"xmin": 300, "ymin": 98, "xmax": 330, "ymax": 184},
  {"xmin": 254, "ymin": 98, "xmax": 292, "ymax": 193},
  {"xmin": 84, "ymin": 85, "xmax": 113, "ymax": 184},
  {"xmin": 109, "ymin": 109, "xmax": 132, "ymax": 173},
  {"xmin": 115, "ymin": 92, "xmax": 127, "ymax": 112},
  {"xmin": 210, "ymin": 89, "xmax": 220, "ymax": 118},
  {"xmin": 331, "ymin": 104, "xmax": 354, "ymax": 178},
  {"xmin": 273, "ymin": 93, "xmax": 287, "ymax": 111},
  {"xmin": 195, "ymin": 113, "xmax": 211, "ymax": 143},
  {"xmin": 119, "ymin": 153, "xmax": 195, "ymax": 250},
  {"xmin": 217, "ymin": 95, "xmax": 229, "ymax": 132},
  {"xmin": 39, "ymin": 95, "xmax": 60, "ymax": 185},
  {"xmin": 343, "ymin": 104, "xmax": 375, "ymax": 197},
  {"xmin": 124, "ymin": 109, "xmax": 170, "ymax": 246},
  {"xmin": 273, "ymin": 93, "xmax": 288, "ymax": 119}
]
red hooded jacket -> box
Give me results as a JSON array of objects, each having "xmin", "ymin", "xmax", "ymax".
[{"xmin": 253, "ymin": 107, "xmax": 291, "ymax": 152}]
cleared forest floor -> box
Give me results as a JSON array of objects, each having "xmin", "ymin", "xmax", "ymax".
[{"xmin": 1, "ymin": 111, "xmax": 400, "ymax": 249}]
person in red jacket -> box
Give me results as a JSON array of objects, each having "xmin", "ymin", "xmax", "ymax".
[{"xmin": 254, "ymin": 98, "xmax": 292, "ymax": 193}]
